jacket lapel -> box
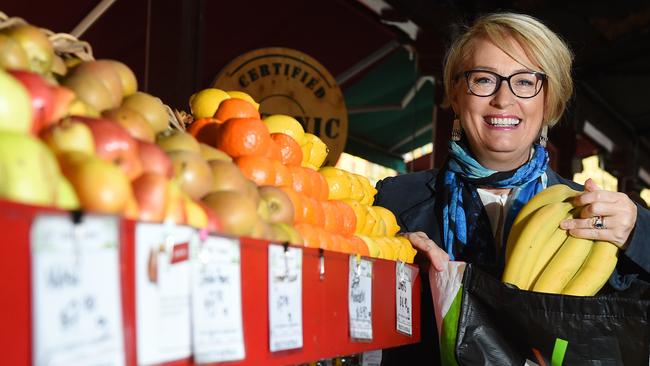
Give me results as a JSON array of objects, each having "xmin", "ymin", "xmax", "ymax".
[{"xmin": 399, "ymin": 171, "xmax": 444, "ymax": 246}]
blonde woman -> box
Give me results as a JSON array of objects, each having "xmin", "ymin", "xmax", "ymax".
[{"xmin": 375, "ymin": 12, "xmax": 649, "ymax": 365}]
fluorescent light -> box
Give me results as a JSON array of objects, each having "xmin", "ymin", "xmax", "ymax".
[{"xmin": 583, "ymin": 120, "xmax": 614, "ymax": 153}]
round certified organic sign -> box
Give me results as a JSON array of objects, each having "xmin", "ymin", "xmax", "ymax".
[{"xmin": 213, "ymin": 48, "xmax": 348, "ymax": 166}]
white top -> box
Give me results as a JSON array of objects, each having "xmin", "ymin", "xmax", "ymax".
[{"xmin": 476, "ymin": 188, "xmax": 511, "ymax": 248}]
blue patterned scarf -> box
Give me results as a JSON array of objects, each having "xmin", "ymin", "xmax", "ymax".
[{"xmin": 435, "ymin": 141, "xmax": 548, "ymax": 266}]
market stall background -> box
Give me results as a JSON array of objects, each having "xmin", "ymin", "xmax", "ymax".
[{"xmin": 4, "ymin": 0, "xmax": 650, "ymax": 191}]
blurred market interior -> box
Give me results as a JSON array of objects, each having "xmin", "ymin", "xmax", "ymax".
[{"xmin": 6, "ymin": 0, "xmax": 650, "ymax": 205}]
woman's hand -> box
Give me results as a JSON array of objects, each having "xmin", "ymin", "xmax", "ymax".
[
  {"xmin": 402, "ymin": 231, "xmax": 449, "ymax": 271},
  {"xmin": 560, "ymin": 178, "xmax": 638, "ymax": 249}
]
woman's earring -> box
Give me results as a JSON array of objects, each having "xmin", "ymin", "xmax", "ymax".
[
  {"xmin": 451, "ymin": 117, "xmax": 462, "ymax": 141},
  {"xmin": 539, "ymin": 125, "xmax": 548, "ymax": 147}
]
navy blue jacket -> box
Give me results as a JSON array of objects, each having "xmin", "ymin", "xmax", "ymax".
[{"xmin": 375, "ymin": 167, "xmax": 650, "ymax": 365}]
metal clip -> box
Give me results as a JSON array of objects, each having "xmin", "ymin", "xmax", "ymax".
[
  {"xmin": 397, "ymin": 260, "xmax": 407, "ymax": 286},
  {"xmin": 355, "ymin": 253, "xmax": 362, "ymax": 278},
  {"xmin": 70, "ymin": 210, "xmax": 83, "ymax": 268},
  {"xmin": 319, "ymin": 248, "xmax": 325, "ymax": 280}
]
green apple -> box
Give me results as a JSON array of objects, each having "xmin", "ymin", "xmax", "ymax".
[
  {"xmin": 40, "ymin": 118, "xmax": 96, "ymax": 155},
  {"xmin": 0, "ymin": 132, "xmax": 59, "ymax": 206}
]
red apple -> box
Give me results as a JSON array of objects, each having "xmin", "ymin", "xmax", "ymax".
[
  {"xmin": 132, "ymin": 173, "xmax": 169, "ymax": 222},
  {"xmin": 197, "ymin": 201, "xmax": 222, "ymax": 233},
  {"xmin": 72, "ymin": 116, "xmax": 142, "ymax": 180},
  {"xmin": 8, "ymin": 69, "xmax": 53, "ymax": 133},
  {"xmin": 136, "ymin": 140, "xmax": 173, "ymax": 178}
]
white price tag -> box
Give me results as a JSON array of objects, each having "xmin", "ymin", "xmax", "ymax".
[
  {"xmin": 268, "ymin": 244, "xmax": 303, "ymax": 352},
  {"xmin": 31, "ymin": 214, "xmax": 125, "ymax": 366},
  {"xmin": 395, "ymin": 262, "xmax": 413, "ymax": 336},
  {"xmin": 348, "ymin": 255, "xmax": 373, "ymax": 340},
  {"xmin": 191, "ymin": 235, "xmax": 245, "ymax": 363},
  {"xmin": 361, "ymin": 349, "xmax": 383, "ymax": 366},
  {"xmin": 135, "ymin": 223, "xmax": 195, "ymax": 365}
]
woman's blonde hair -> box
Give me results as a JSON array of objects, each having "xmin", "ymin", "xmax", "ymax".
[{"xmin": 443, "ymin": 12, "xmax": 573, "ymax": 127}]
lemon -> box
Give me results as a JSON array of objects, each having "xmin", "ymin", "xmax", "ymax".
[
  {"xmin": 303, "ymin": 133, "xmax": 328, "ymax": 168},
  {"xmin": 354, "ymin": 174, "xmax": 377, "ymax": 205},
  {"xmin": 344, "ymin": 199, "xmax": 367, "ymax": 234},
  {"xmin": 189, "ymin": 88, "xmax": 230, "ymax": 118},
  {"xmin": 357, "ymin": 235, "xmax": 382, "ymax": 258},
  {"xmin": 372, "ymin": 206, "xmax": 400, "ymax": 236},
  {"xmin": 319, "ymin": 167, "xmax": 351, "ymax": 200},
  {"xmin": 395, "ymin": 236, "xmax": 417, "ymax": 263},
  {"xmin": 345, "ymin": 172, "xmax": 365, "ymax": 202},
  {"xmin": 375, "ymin": 237, "xmax": 398, "ymax": 260},
  {"xmin": 264, "ymin": 114, "xmax": 305, "ymax": 145},
  {"xmin": 366, "ymin": 205, "xmax": 386, "ymax": 236},
  {"xmin": 227, "ymin": 90, "xmax": 260, "ymax": 110}
]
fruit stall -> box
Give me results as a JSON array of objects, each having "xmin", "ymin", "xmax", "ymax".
[{"xmin": 0, "ymin": 11, "xmax": 422, "ymax": 366}]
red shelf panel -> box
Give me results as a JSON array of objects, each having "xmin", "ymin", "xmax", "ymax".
[{"xmin": 0, "ymin": 200, "xmax": 420, "ymax": 366}]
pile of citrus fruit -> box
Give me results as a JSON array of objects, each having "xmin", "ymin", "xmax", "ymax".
[{"xmin": 185, "ymin": 87, "xmax": 416, "ymax": 263}]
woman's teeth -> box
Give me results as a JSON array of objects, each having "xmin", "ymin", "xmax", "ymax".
[{"xmin": 485, "ymin": 117, "xmax": 520, "ymax": 126}]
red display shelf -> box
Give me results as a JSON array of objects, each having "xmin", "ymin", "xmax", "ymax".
[{"xmin": 0, "ymin": 200, "xmax": 420, "ymax": 366}]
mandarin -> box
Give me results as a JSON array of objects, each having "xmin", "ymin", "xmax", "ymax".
[
  {"xmin": 271, "ymin": 133, "xmax": 303, "ymax": 166},
  {"xmin": 188, "ymin": 117, "xmax": 221, "ymax": 146},
  {"xmin": 264, "ymin": 138, "xmax": 282, "ymax": 161},
  {"xmin": 301, "ymin": 194, "xmax": 324, "ymax": 227},
  {"xmin": 321, "ymin": 200, "xmax": 344, "ymax": 234},
  {"xmin": 235, "ymin": 155, "xmax": 276, "ymax": 186},
  {"xmin": 272, "ymin": 160, "xmax": 293, "ymax": 187},
  {"xmin": 295, "ymin": 223, "xmax": 319, "ymax": 248},
  {"xmin": 334, "ymin": 200, "xmax": 357, "ymax": 236},
  {"xmin": 279, "ymin": 187, "xmax": 303, "ymax": 224},
  {"xmin": 213, "ymin": 98, "xmax": 260, "ymax": 121},
  {"xmin": 216, "ymin": 117, "xmax": 270, "ymax": 157},
  {"xmin": 288, "ymin": 165, "xmax": 312, "ymax": 196},
  {"xmin": 348, "ymin": 235, "xmax": 370, "ymax": 257}
]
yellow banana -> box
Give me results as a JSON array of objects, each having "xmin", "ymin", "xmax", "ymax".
[
  {"xmin": 502, "ymin": 201, "xmax": 573, "ymax": 289},
  {"xmin": 525, "ymin": 212, "xmax": 572, "ymax": 289},
  {"xmin": 505, "ymin": 184, "xmax": 581, "ymax": 262},
  {"xmin": 561, "ymin": 240, "xmax": 619, "ymax": 296},
  {"xmin": 532, "ymin": 236, "xmax": 593, "ymax": 294}
]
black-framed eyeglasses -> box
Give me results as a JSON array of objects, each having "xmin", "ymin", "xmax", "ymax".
[{"xmin": 457, "ymin": 70, "xmax": 547, "ymax": 98}]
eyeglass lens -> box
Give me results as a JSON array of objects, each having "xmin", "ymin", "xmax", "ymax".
[{"xmin": 466, "ymin": 71, "xmax": 543, "ymax": 98}]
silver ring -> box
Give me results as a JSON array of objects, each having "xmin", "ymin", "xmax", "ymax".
[{"xmin": 593, "ymin": 216, "xmax": 606, "ymax": 230}]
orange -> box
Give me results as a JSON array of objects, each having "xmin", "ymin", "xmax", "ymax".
[
  {"xmin": 188, "ymin": 117, "xmax": 221, "ymax": 146},
  {"xmin": 264, "ymin": 138, "xmax": 282, "ymax": 161},
  {"xmin": 314, "ymin": 227, "xmax": 334, "ymax": 251},
  {"xmin": 336, "ymin": 234, "xmax": 353, "ymax": 254},
  {"xmin": 214, "ymin": 98, "xmax": 260, "ymax": 121},
  {"xmin": 271, "ymin": 133, "xmax": 303, "ymax": 166},
  {"xmin": 349, "ymin": 235, "xmax": 370, "ymax": 257},
  {"xmin": 288, "ymin": 165, "xmax": 312, "ymax": 196},
  {"xmin": 310, "ymin": 170, "xmax": 329, "ymax": 201},
  {"xmin": 280, "ymin": 187, "xmax": 303, "ymax": 224},
  {"xmin": 216, "ymin": 117, "xmax": 270, "ymax": 157},
  {"xmin": 235, "ymin": 155, "xmax": 276, "ymax": 186},
  {"xmin": 301, "ymin": 194, "xmax": 324, "ymax": 227},
  {"xmin": 321, "ymin": 200, "xmax": 344, "ymax": 234},
  {"xmin": 295, "ymin": 223, "xmax": 319, "ymax": 248},
  {"xmin": 272, "ymin": 160, "xmax": 293, "ymax": 187},
  {"xmin": 334, "ymin": 200, "xmax": 357, "ymax": 236}
]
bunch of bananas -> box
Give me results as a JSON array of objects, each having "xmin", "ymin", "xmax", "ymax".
[{"xmin": 502, "ymin": 185, "xmax": 619, "ymax": 296}]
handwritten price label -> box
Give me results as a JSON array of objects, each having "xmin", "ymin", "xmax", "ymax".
[
  {"xmin": 135, "ymin": 223, "xmax": 195, "ymax": 365},
  {"xmin": 268, "ymin": 245, "xmax": 303, "ymax": 352},
  {"xmin": 191, "ymin": 235, "xmax": 245, "ymax": 362},
  {"xmin": 395, "ymin": 263, "xmax": 413, "ymax": 336},
  {"xmin": 348, "ymin": 255, "xmax": 373, "ymax": 340},
  {"xmin": 31, "ymin": 214, "xmax": 125, "ymax": 366}
]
